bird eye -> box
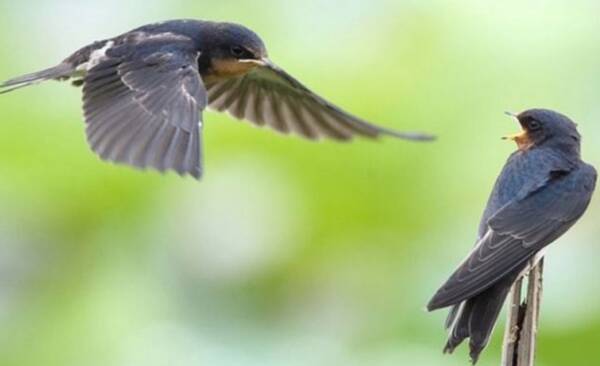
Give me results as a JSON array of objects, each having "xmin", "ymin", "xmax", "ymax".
[
  {"xmin": 527, "ymin": 120, "xmax": 541, "ymax": 130},
  {"xmin": 230, "ymin": 46, "xmax": 247, "ymax": 58}
]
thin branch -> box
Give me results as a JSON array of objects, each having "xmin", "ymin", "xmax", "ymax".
[
  {"xmin": 501, "ymin": 258, "xmax": 544, "ymax": 366},
  {"xmin": 501, "ymin": 277, "xmax": 523, "ymax": 365}
]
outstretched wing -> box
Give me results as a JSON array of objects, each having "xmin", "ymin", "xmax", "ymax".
[
  {"xmin": 206, "ymin": 60, "xmax": 434, "ymax": 141},
  {"xmin": 82, "ymin": 34, "xmax": 206, "ymax": 178},
  {"xmin": 428, "ymin": 164, "xmax": 596, "ymax": 310}
]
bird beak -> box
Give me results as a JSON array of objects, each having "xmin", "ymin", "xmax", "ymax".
[
  {"xmin": 502, "ymin": 111, "xmax": 532, "ymax": 149},
  {"xmin": 502, "ymin": 130, "xmax": 529, "ymax": 141},
  {"xmin": 239, "ymin": 58, "xmax": 274, "ymax": 67}
]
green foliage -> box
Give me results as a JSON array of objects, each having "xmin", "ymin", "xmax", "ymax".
[{"xmin": 0, "ymin": 1, "xmax": 599, "ymax": 365}]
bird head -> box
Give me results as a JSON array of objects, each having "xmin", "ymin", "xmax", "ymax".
[
  {"xmin": 202, "ymin": 22, "xmax": 270, "ymax": 81},
  {"xmin": 503, "ymin": 109, "xmax": 581, "ymax": 155}
]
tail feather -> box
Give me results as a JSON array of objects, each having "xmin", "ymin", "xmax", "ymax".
[
  {"xmin": 444, "ymin": 301, "xmax": 472, "ymax": 354},
  {"xmin": 0, "ymin": 63, "xmax": 74, "ymax": 94},
  {"xmin": 444, "ymin": 303, "xmax": 462, "ymax": 329},
  {"xmin": 442, "ymin": 267, "xmax": 523, "ymax": 364}
]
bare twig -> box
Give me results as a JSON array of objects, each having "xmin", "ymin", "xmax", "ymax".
[
  {"xmin": 501, "ymin": 277, "xmax": 523, "ymax": 365},
  {"xmin": 501, "ymin": 258, "xmax": 544, "ymax": 366}
]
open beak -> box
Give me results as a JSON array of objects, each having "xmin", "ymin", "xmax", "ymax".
[
  {"xmin": 502, "ymin": 130, "xmax": 529, "ymax": 141},
  {"xmin": 502, "ymin": 111, "xmax": 532, "ymax": 150}
]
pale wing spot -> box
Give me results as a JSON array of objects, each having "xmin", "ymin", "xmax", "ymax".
[{"xmin": 86, "ymin": 41, "xmax": 115, "ymax": 70}]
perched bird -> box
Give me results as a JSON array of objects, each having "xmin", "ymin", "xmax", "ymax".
[
  {"xmin": 427, "ymin": 109, "xmax": 596, "ymax": 363},
  {"xmin": 0, "ymin": 19, "xmax": 433, "ymax": 178}
]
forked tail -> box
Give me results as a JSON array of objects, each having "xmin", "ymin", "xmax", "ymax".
[{"xmin": 0, "ymin": 63, "xmax": 74, "ymax": 94}]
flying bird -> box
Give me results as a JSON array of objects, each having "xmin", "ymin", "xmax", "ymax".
[
  {"xmin": 427, "ymin": 109, "xmax": 596, "ymax": 363},
  {"xmin": 0, "ymin": 19, "xmax": 433, "ymax": 178}
]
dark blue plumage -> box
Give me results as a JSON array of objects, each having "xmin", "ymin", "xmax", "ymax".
[
  {"xmin": 0, "ymin": 19, "xmax": 433, "ymax": 178},
  {"xmin": 428, "ymin": 109, "xmax": 596, "ymax": 363}
]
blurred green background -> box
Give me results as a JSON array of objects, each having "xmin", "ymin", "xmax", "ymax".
[{"xmin": 0, "ymin": 1, "xmax": 599, "ymax": 365}]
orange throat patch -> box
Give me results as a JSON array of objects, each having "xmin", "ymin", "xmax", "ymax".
[
  {"xmin": 503, "ymin": 130, "xmax": 534, "ymax": 151},
  {"xmin": 207, "ymin": 58, "xmax": 259, "ymax": 82},
  {"xmin": 513, "ymin": 132, "xmax": 534, "ymax": 151}
]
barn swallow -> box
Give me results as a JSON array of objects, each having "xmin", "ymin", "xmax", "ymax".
[
  {"xmin": 427, "ymin": 109, "xmax": 596, "ymax": 363},
  {"xmin": 0, "ymin": 19, "xmax": 434, "ymax": 178}
]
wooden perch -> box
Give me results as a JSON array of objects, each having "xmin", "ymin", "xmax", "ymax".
[{"xmin": 501, "ymin": 258, "xmax": 544, "ymax": 366}]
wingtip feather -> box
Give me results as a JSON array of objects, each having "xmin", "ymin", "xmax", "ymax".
[
  {"xmin": 1, "ymin": 63, "xmax": 74, "ymax": 94},
  {"xmin": 427, "ymin": 290, "xmax": 452, "ymax": 312},
  {"xmin": 381, "ymin": 128, "xmax": 437, "ymax": 141}
]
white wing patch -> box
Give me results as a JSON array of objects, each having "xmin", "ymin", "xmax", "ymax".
[
  {"xmin": 88, "ymin": 41, "xmax": 115, "ymax": 69},
  {"xmin": 77, "ymin": 40, "xmax": 115, "ymax": 73}
]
